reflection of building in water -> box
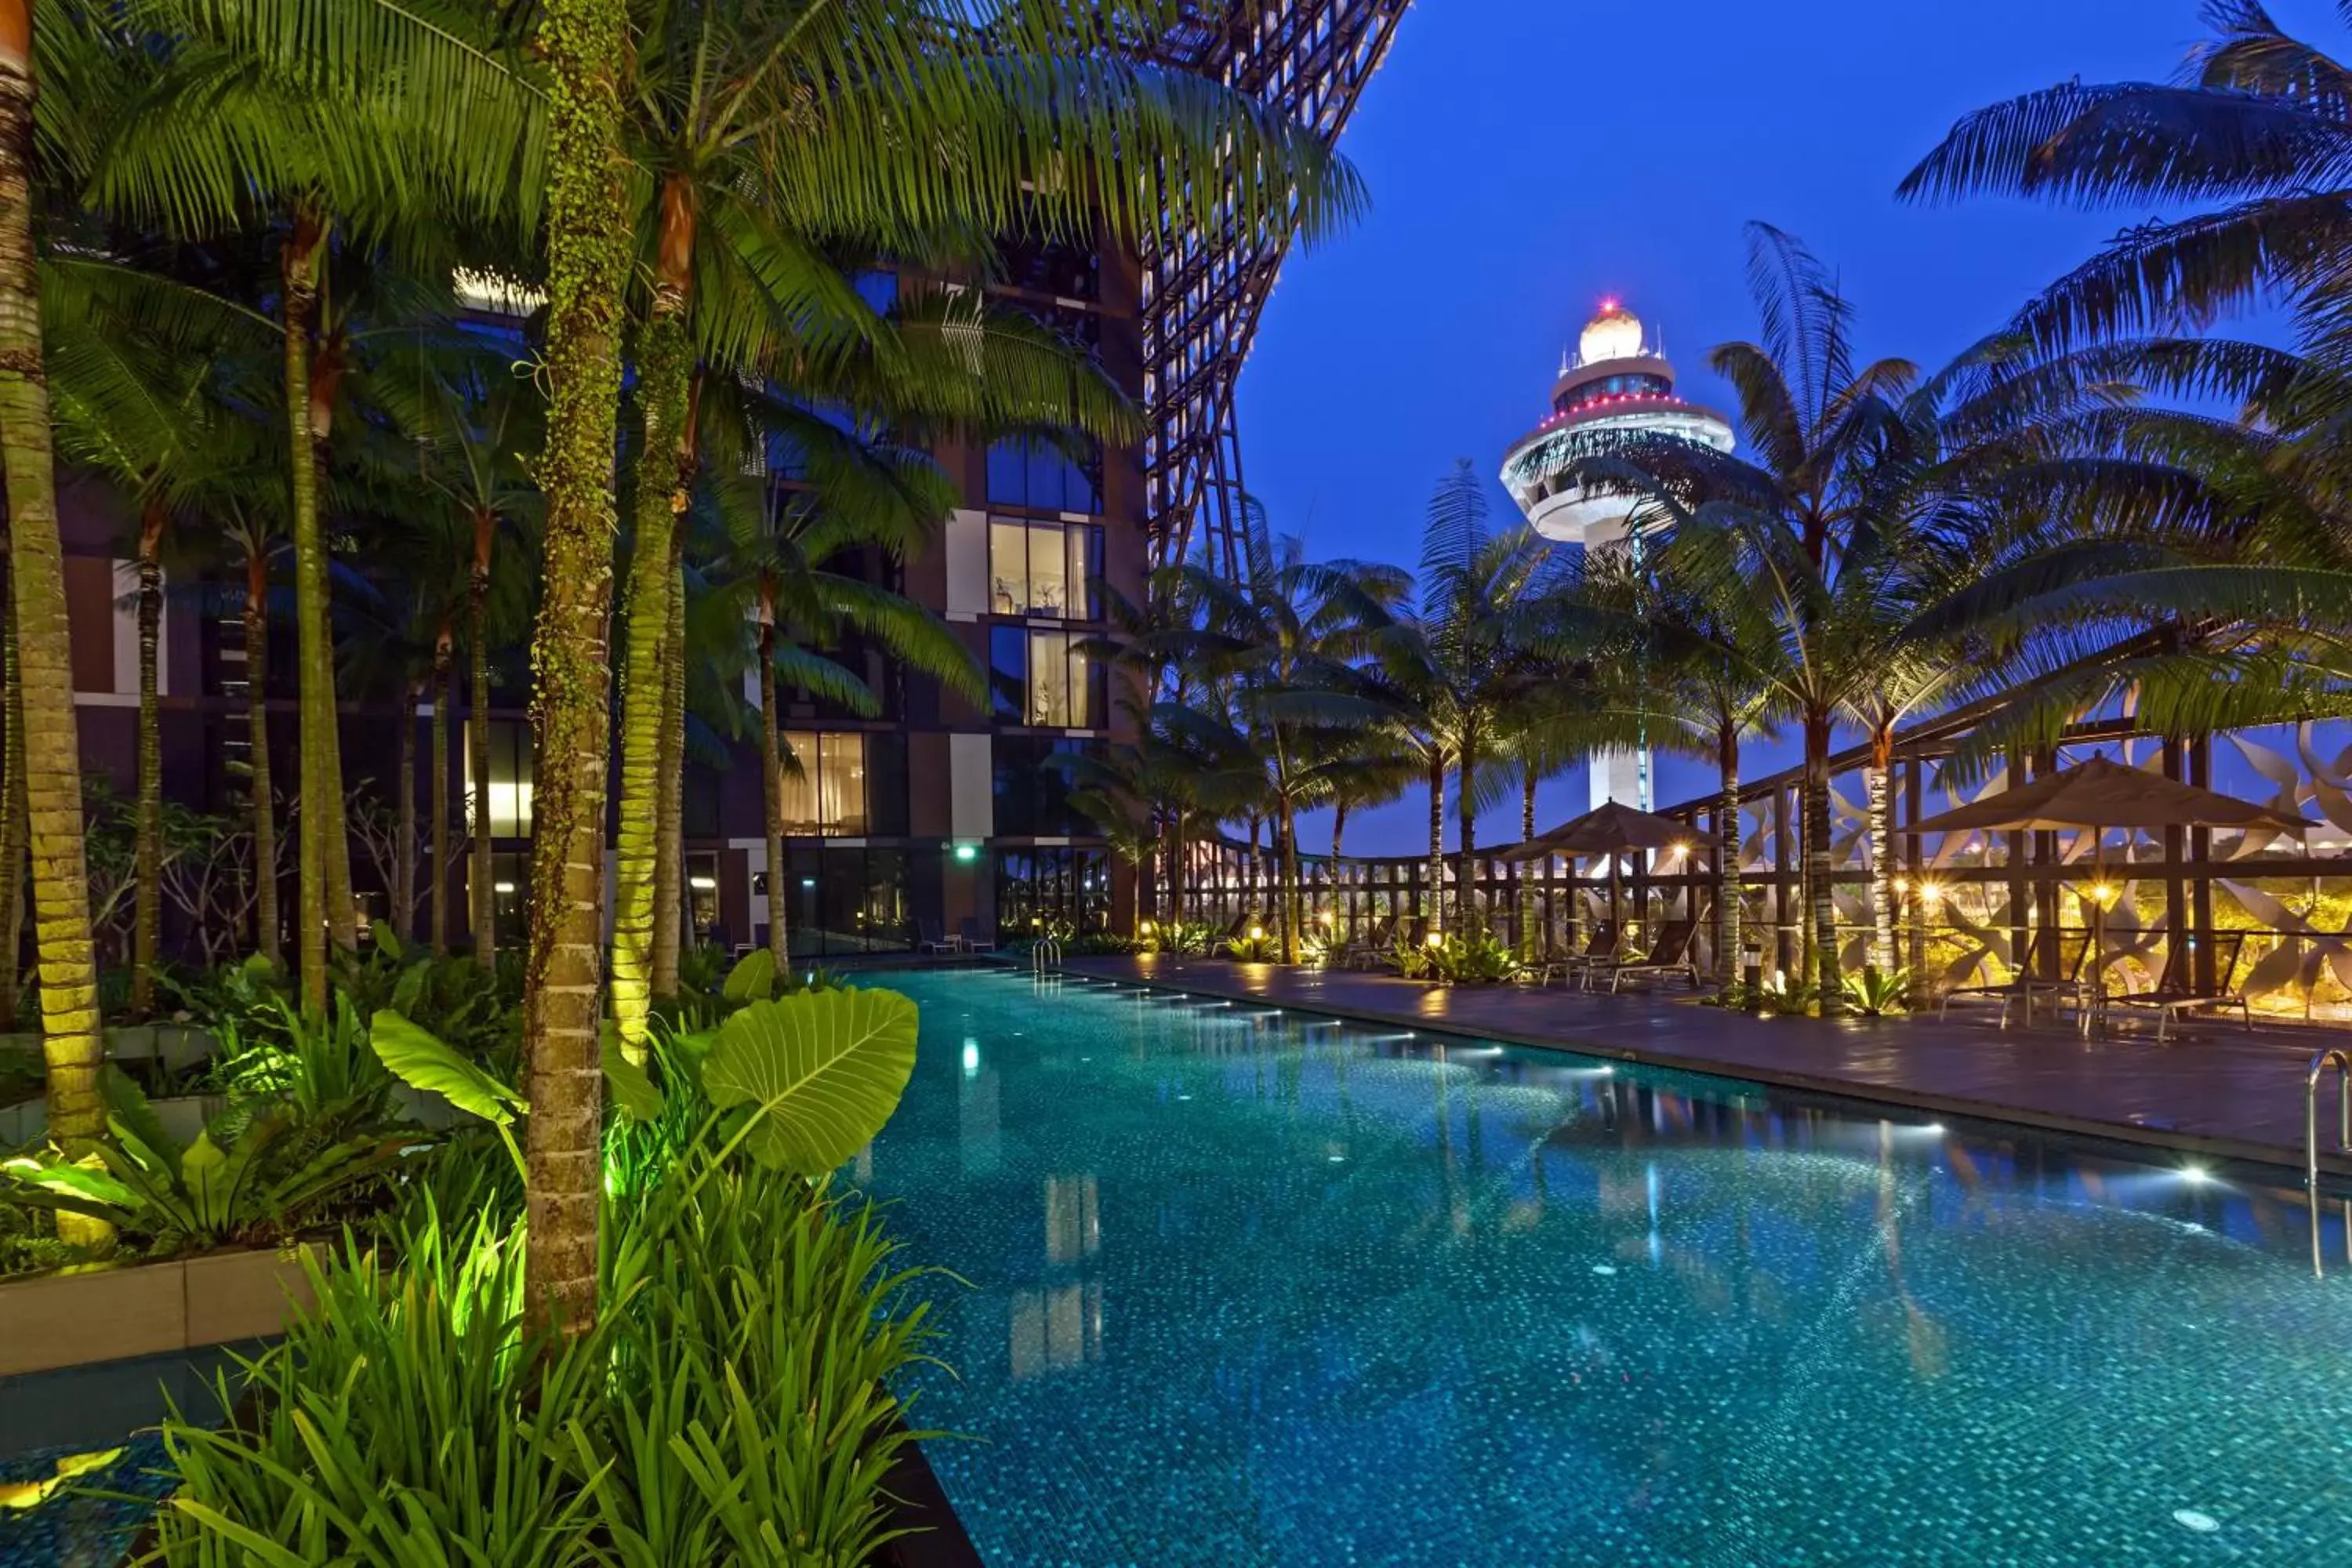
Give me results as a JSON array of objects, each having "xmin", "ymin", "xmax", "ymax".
[
  {"xmin": 1008, "ymin": 1282, "xmax": 1104, "ymax": 1380},
  {"xmin": 1044, "ymin": 1172, "xmax": 1101, "ymax": 1265},
  {"xmin": 1010, "ymin": 1173, "xmax": 1105, "ymax": 1379}
]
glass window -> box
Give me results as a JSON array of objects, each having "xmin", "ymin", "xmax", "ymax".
[
  {"xmin": 990, "ymin": 631, "xmax": 1103, "ymax": 729},
  {"xmin": 778, "ymin": 730, "xmax": 869, "ymax": 835},
  {"xmin": 468, "ymin": 720, "xmax": 534, "ymax": 838},
  {"xmin": 996, "ymin": 846, "xmax": 1111, "ymax": 932},
  {"xmin": 768, "ymin": 845, "xmax": 910, "ymax": 959},
  {"xmin": 1029, "ymin": 631, "xmax": 1071, "ymax": 728},
  {"xmin": 985, "ymin": 438, "xmax": 1102, "ymax": 514},
  {"xmin": 989, "ymin": 627, "xmax": 1027, "ymax": 722},
  {"xmin": 989, "ymin": 518, "xmax": 1102, "ymax": 619}
]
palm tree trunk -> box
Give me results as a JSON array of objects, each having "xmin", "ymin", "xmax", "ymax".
[
  {"xmin": 0, "ymin": 9, "xmax": 104, "ymax": 1156},
  {"xmin": 1425, "ymin": 748, "xmax": 1444, "ymax": 937},
  {"xmin": 1330, "ymin": 799, "xmax": 1348, "ymax": 865},
  {"xmin": 758, "ymin": 590, "xmax": 787, "ymax": 973},
  {"xmin": 1457, "ymin": 722, "xmax": 1479, "ymax": 931},
  {"xmin": 1803, "ymin": 708, "xmax": 1842, "ymax": 1012},
  {"xmin": 1518, "ymin": 760, "xmax": 1537, "ymax": 959},
  {"xmin": 606, "ymin": 272, "xmax": 693, "ymax": 1058},
  {"xmin": 523, "ymin": 0, "xmax": 632, "ymax": 1342},
  {"xmin": 0, "ymin": 536, "xmax": 25, "ymax": 1030},
  {"xmin": 1715, "ymin": 713, "xmax": 1740, "ymax": 987},
  {"xmin": 279, "ymin": 205, "xmax": 336, "ymax": 1011},
  {"xmin": 1865, "ymin": 720, "xmax": 1897, "ymax": 978},
  {"xmin": 1277, "ymin": 795, "xmax": 1301, "ymax": 964},
  {"xmin": 432, "ymin": 644, "xmax": 453, "ymax": 955},
  {"xmin": 651, "ymin": 539, "xmax": 685, "ymax": 998},
  {"xmin": 468, "ymin": 511, "xmax": 495, "ymax": 970},
  {"xmin": 131, "ymin": 499, "xmax": 164, "ymax": 1018},
  {"xmin": 394, "ymin": 678, "xmax": 416, "ymax": 946},
  {"xmin": 243, "ymin": 554, "xmax": 279, "ymax": 966}
]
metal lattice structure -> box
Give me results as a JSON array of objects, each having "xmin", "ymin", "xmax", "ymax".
[{"xmin": 1137, "ymin": 0, "xmax": 1411, "ymax": 577}]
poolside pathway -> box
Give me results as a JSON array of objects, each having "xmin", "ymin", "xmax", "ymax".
[{"xmin": 1059, "ymin": 954, "xmax": 2352, "ymax": 1178}]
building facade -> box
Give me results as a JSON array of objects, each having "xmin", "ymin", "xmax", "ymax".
[{"xmin": 50, "ymin": 238, "xmax": 1148, "ymax": 968}]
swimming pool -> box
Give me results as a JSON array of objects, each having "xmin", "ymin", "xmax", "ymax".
[{"xmin": 862, "ymin": 968, "xmax": 2352, "ymax": 1566}]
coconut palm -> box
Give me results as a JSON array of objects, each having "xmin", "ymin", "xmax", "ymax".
[
  {"xmin": 1370, "ymin": 463, "xmax": 1573, "ymax": 935},
  {"xmin": 1148, "ymin": 528, "xmax": 1401, "ymax": 961},
  {"xmin": 1, "ymin": 0, "xmax": 108, "ymax": 1157},
  {"xmin": 78, "ymin": 0, "xmax": 544, "ymax": 1009},
  {"xmin": 521, "ymin": 0, "xmax": 630, "ymax": 1340},
  {"xmin": 598, "ymin": 0, "xmax": 1366, "ymax": 1053},
  {"xmin": 378, "ymin": 344, "xmax": 543, "ymax": 967},
  {"xmin": 1900, "ymin": 2, "xmax": 2352, "ymax": 364}
]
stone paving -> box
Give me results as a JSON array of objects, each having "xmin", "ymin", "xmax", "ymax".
[{"xmin": 1060, "ymin": 953, "xmax": 2352, "ymax": 1177}]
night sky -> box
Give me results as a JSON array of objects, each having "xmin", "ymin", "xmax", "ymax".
[{"xmin": 1237, "ymin": 0, "xmax": 2275, "ymax": 856}]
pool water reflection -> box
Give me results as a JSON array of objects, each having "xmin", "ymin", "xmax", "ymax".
[{"xmin": 862, "ymin": 970, "xmax": 2352, "ymax": 1566}]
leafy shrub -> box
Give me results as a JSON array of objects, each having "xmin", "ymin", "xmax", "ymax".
[
  {"xmin": 1398, "ymin": 930, "xmax": 1521, "ymax": 985},
  {"xmin": 1225, "ymin": 931, "xmax": 1279, "ymax": 962},
  {"xmin": 1, "ymin": 1070, "xmax": 406, "ymax": 1254},
  {"xmin": 149, "ymin": 1083, "xmax": 940, "ymax": 1566},
  {"xmin": 1149, "ymin": 920, "xmax": 1218, "ymax": 956},
  {"xmin": 1842, "ymin": 965, "xmax": 1911, "ymax": 1017}
]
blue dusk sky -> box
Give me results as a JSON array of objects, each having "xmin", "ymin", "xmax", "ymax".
[{"xmin": 1237, "ymin": 0, "xmax": 2303, "ymax": 857}]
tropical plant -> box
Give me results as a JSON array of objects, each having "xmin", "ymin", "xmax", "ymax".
[
  {"xmin": 1842, "ymin": 964, "xmax": 1911, "ymax": 1017},
  {"xmin": 1149, "ymin": 528, "xmax": 1403, "ymax": 961},
  {"xmin": 2, "ymin": 0, "xmax": 107, "ymax": 1199},
  {"xmin": 1, "ymin": 1069, "xmax": 404, "ymax": 1250}
]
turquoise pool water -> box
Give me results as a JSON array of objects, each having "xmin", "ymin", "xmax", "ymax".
[{"xmin": 862, "ymin": 969, "xmax": 2352, "ymax": 1566}]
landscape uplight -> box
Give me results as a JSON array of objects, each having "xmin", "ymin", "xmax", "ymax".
[
  {"xmin": 1425, "ymin": 931, "xmax": 1443, "ymax": 948},
  {"xmin": 1249, "ymin": 924, "xmax": 1264, "ymax": 941}
]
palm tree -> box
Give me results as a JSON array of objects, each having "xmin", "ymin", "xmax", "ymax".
[
  {"xmin": 1900, "ymin": 3, "xmax": 2352, "ymax": 363},
  {"xmin": 1150, "ymin": 529, "xmax": 1399, "ymax": 962},
  {"xmin": 1374, "ymin": 463, "xmax": 1570, "ymax": 935},
  {"xmin": 0, "ymin": 0, "xmax": 106, "ymax": 1159},
  {"xmin": 522, "ymin": 0, "xmax": 629, "ymax": 1340},
  {"xmin": 0, "ymin": 521, "xmax": 27, "ymax": 1029},
  {"xmin": 381, "ymin": 347, "xmax": 542, "ymax": 967},
  {"xmin": 599, "ymin": 0, "xmax": 1366, "ymax": 1052},
  {"xmin": 1559, "ymin": 521, "xmax": 1786, "ymax": 982},
  {"xmin": 80, "ymin": 0, "xmax": 544, "ymax": 1009}
]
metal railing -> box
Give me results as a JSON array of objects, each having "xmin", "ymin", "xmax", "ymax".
[
  {"xmin": 1031, "ymin": 935, "xmax": 1065, "ymax": 976},
  {"xmin": 2309, "ymin": 1049, "xmax": 2351, "ymax": 1278}
]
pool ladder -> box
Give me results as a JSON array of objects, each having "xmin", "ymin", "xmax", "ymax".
[
  {"xmin": 2308, "ymin": 1048, "xmax": 2351, "ymax": 1278},
  {"xmin": 1030, "ymin": 935, "xmax": 1063, "ymax": 976}
]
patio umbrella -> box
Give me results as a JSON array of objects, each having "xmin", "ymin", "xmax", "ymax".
[
  {"xmin": 1499, "ymin": 803, "xmax": 1722, "ymax": 942},
  {"xmin": 1498, "ymin": 800, "xmax": 1722, "ymax": 861},
  {"xmin": 1906, "ymin": 755, "xmax": 2315, "ymax": 1002}
]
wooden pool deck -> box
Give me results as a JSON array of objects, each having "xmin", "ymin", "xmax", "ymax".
[{"xmin": 1058, "ymin": 954, "xmax": 2352, "ymax": 1178}]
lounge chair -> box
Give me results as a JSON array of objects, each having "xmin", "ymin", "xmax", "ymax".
[
  {"xmin": 1531, "ymin": 921, "xmax": 1619, "ymax": 990},
  {"xmin": 2100, "ymin": 931, "xmax": 2251, "ymax": 1042},
  {"xmin": 1591, "ymin": 919, "xmax": 1700, "ymax": 994},
  {"xmin": 1936, "ymin": 930, "xmax": 2092, "ymax": 1029},
  {"xmin": 958, "ymin": 916, "xmax": 998, "ymax": 955},
  {"xmin": 916, "ymin": 918, "xmax": 962, "ymax": 956}
]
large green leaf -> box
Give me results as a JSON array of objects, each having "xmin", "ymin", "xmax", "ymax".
[
  {"xmin": 720, "ymin": 947, "xmax": 778, "ymax": 1004},
  {"xmin": 601, "ymin": 1022, "xmax": 665, "ymax": 1124},
  {"xmin": 700, "ymin": 989, "xmax": 918, "ymax": 1175},
  {"xmin": 369, "ymin": 1010, "xmax": 527, "ymax": 1126}
]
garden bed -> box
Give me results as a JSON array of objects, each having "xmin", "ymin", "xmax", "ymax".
[{"xmin": 0, "ymin": 1243, "xmax": 319, "ymax": 1378}]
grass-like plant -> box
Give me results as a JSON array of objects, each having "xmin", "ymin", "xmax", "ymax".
[{"xmin": 147, "ymin": 1146, "xmax": 943, "ymax": 1563}]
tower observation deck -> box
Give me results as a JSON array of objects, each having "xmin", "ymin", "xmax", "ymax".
[{"xmin": 1499, "ymin": 299, "xmax": 1734, "ymax": 809}]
